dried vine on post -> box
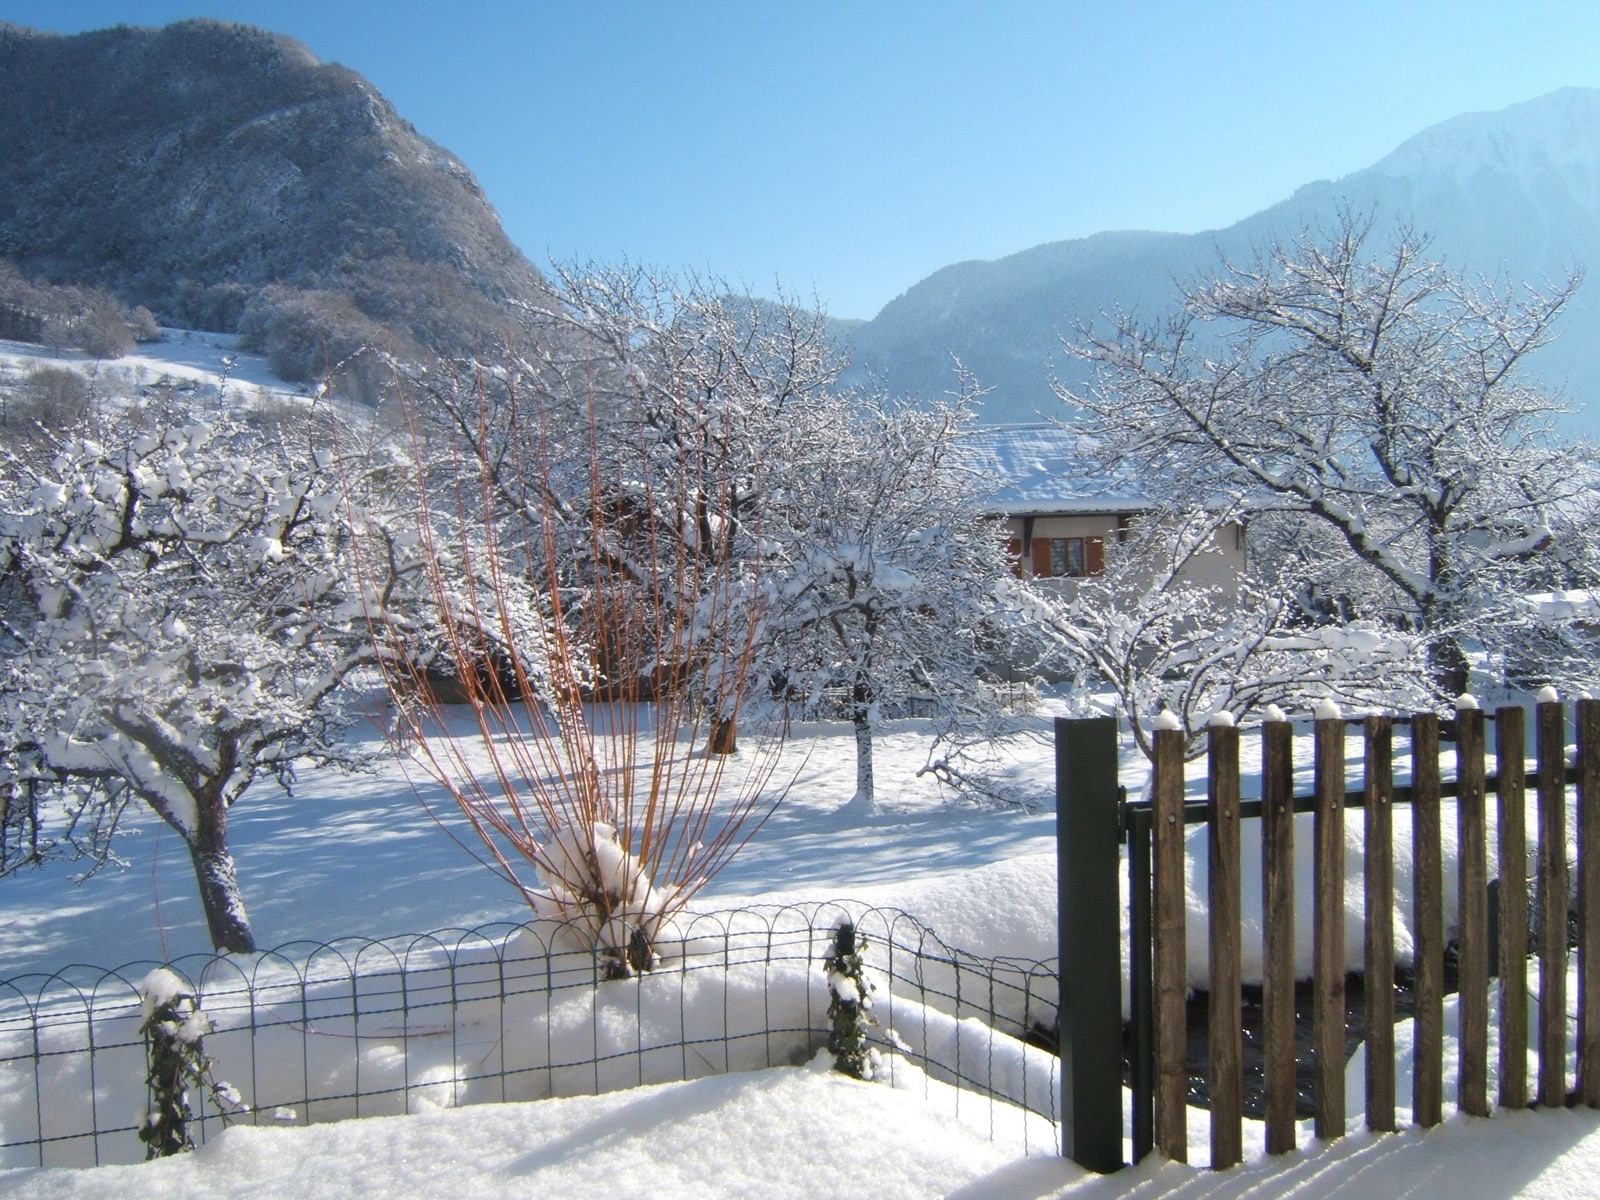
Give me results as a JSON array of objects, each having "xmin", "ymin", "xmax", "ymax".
[
  {"xmin": 138, "ymin": 969, "xmax": 246, "ymax": 1158},
  {"xmin": 825, "ymin": 921, "xmax": 881, "ymax": 1080}
]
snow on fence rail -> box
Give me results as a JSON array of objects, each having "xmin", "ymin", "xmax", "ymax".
[
  {"xmin": 0, "ymin": 902, "xmax": 1060, "ymax": 1169},
  {"xmin": 1057, "ymin": 697, "xmax": 1600, "ymax": 1174}
]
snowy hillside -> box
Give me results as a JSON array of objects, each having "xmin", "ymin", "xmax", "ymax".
[{"xmin": 0, "ymin": 20, "xmax": 549, "ymax": 373}]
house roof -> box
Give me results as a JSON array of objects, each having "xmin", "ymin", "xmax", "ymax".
[{"xmin": 960, "ymin": 423, "xmax": 1150, "ymax": 516}]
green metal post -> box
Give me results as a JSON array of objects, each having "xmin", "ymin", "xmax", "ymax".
[{"xmin": 1057, "ymin": 715, "xmax": 1124, "ymax": 1172}]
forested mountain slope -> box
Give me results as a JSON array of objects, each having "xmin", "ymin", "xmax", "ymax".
[{"xmin": 0, "ymin": 19, "xmax": 550, "ymax": 387}]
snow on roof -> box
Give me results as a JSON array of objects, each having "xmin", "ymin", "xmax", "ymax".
[{"xmin": 960, "ymin": 422, "xmax": 1149, "ymax": 516}]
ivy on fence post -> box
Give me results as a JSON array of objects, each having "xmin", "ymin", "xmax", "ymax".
[
  {"xmin": 825, "ymin": 921, "xmax": 879, "ymax": 1080},
  {"xmin": 138, "ymin": 968, "xmax": 247, "ymax": 1159}
]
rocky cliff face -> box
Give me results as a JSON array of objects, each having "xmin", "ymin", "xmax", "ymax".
[{"xmin": 0, "ymin": 19, "xmax": 548, "ymax": 374}]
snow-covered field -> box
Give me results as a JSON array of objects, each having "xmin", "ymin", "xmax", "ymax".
[
  {"xmin": 0, "ymin": 329, "xmax": 307, "ymax": 404},
  {"xmin": 0, "ymin": 699, "xmax": 1070, "ymax": 978}
]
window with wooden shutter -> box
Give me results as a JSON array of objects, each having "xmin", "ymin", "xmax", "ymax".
[
  {"xmin": 1029, "ymin": 534, "xmax": 1109, "ymax": 578},
  {"xmin": 1032, "ymin": 536, "xmax": 1053, "ymax": 577}
]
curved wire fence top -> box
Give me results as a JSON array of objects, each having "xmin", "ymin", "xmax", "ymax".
[{"xmin": 0, "ymin": 901, "xmax": 1062, "ymax": 1170}]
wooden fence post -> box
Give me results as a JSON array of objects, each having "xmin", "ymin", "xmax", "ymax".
[
  {"xmin": 1363, "ymin": 715, "xmax": 1396, "ymax": 1132},
  {"xmin": 1055, "ymin": 716, "xmax": 1125, "ymax": 1172},
  {"xmin": 1412, "ymin": 712, "xmax": 1444, "ymax": 1126},
  {"xmin": 1261, "ymin": 716, "xmax": 1297, "ymax": 1155},
  {"xmin": 1207, "ymin": 717, "xmax": 1242, "ymax": 1169},
  {"xmin": 1536, "ymin": 697, "xmax": 1568, "ymax": 1108},
  {"xmin": 1456, "ymin": 701, "xmax": 1490, "ymax": 1118},
  {"xmin": 1495, "ymin": 705, "xmax": 1529, "ymax": 1111},
  {"xmin": 1152, "ymin": 721, "xmax": 1188, "ymax": 1163},
  {"xmin": 1313, "ymin": 707, "xmax": 1346, "ymax": 1141}
]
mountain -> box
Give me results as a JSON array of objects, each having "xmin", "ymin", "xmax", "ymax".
[
  {"xmin": 840, "ymin": 88, "xmax": 1600, "ymax": 436},
  {"xmin": 0, "ymin": 19, "xmax": 549, "ymax": 388}
]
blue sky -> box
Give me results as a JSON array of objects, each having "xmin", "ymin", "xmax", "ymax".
[{"xmin": 6, "ymin": 1, "xmax": 1600, "ymax": 319}]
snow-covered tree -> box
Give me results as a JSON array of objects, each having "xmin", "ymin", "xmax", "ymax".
[
  {"xmin": 1060, "ymin": 214, "xmax": 1591, "ymax": 696},
  {"xmin": 762, "ymin": 386, "xmax": 1023, "ymax": 814},
  {"xmin": 0, "ymin": 399, "xmax": 396, "ymax": 952}
]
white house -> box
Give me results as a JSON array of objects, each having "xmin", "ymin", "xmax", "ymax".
[{"xmin": 961, "ymin": 422, "xmax": 1245, "ymax": 595}]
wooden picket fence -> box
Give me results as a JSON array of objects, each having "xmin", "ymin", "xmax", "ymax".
[{"xmin": 1053, "ymin": 700, "xmax": 1600, "ymax": 1172}]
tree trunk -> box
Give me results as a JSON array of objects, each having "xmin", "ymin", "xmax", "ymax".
[
  {"xmin": 1425, "ymin": 535, "xmax": 1471, "ymax": 697},
  {"xmin": 708, "ymin": 714, "xmax": 737, "ymax": 755},
  {"xmin": 1430, "ymin": 635, "xmax": 1471, "ymax": 698},
  {"xmin": 849, "ymin": 682, "xmax": 875, "ymax": 814},
  {"xmin": 188, "ymin": 790, "xmax": 256, "ymax": 953}
]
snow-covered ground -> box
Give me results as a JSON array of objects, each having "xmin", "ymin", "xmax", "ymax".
[
  {"xmin": 0, "ymin": 701, "xmax": 1070, "ymax": 977},
  {"xmin": 4, "ymin": 693, "xmax": 1600, "ymax": 1198},
  {"xmin": 5, "ymin": 1060, "xmax": 1600, "ymax": 1200},
  {"xmin": 0, "ymin": 329, "xmax": 307, "ymax": 403}
]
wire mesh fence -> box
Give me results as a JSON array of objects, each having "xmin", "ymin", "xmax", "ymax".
[{"xmin": 0, "ymin": 902, "xmax": 1061, "ymax": 1169}]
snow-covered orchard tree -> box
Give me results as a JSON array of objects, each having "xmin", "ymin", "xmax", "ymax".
[
  {"xmin": 0, "ymin": 400, "xmax": 406, "ymax": 952},
  {"xmin": 1060, "ymin": 214, "xmax": 1592, "ymax": 697},
  {"xmin": 1027, "ymin": 506, "xmax": 1430, "ymax": 759},
  {"xmin": 762, "ymin": 384, "xmax": 1025, "ymax": 814}
]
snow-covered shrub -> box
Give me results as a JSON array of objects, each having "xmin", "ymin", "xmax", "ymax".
[
  {"xmin": 137, "ymin": 968, "xmax": 246, "ymax": 1158},
  {"xmin": 12, "ymin": 366, "xmax": 93, "ymax": 434},
  {"xmin": 1501, "ymin": 590, "xmax": 1600, "ymax": 694},
  {"xmin": 1029, "ymin": 508, "xmax": 1431, "ymax": 758},
  {"xmin": 370, "ymin": 416, "xmax": 785, "ymax": 972}
]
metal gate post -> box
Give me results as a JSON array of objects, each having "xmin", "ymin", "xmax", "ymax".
[{"xmin": 1056, "ymin": 715, "xmax": 1124, "ymax": 1171}]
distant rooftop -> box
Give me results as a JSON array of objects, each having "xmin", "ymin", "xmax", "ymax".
[{"xmin": 960, "ymin": 423, "xmax": 1149, "ymax": 515}]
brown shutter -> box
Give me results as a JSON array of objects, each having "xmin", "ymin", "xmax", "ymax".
[
  {"xmin": 1033, "ymin": 537, "xmax": 1053, "ymax": 577},
  {"xmin": 1005, "ymin": 537, "xmax": 1023, "ymax": 577},
  {"xmin": 1087, "ymin": 536, "xmax": 1105, "ymax": 575}
]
